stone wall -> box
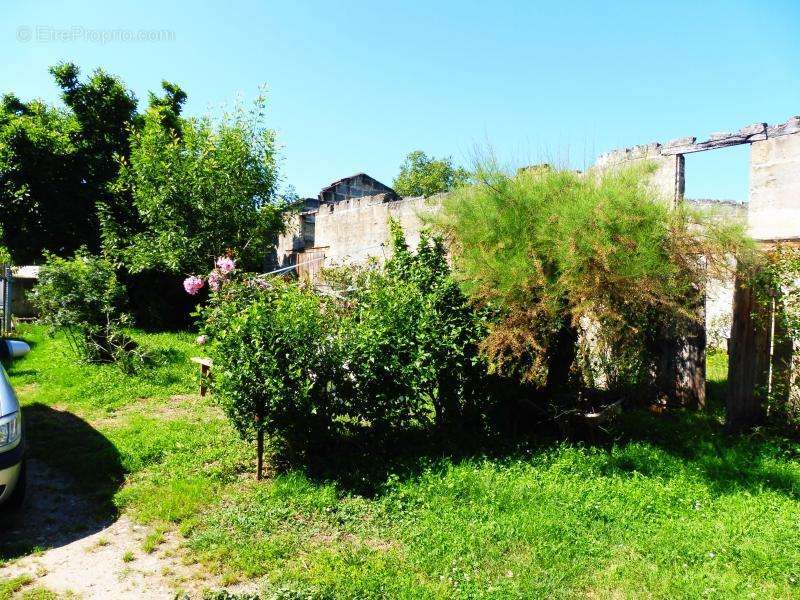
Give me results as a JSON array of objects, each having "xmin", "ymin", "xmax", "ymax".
[
  {"xmin": 748, "ymin": 131, "xmax": 800, "ymax": 241},
  {"xmin": 271, "ymin": 113, "xmax": 800, "ymax": 418},
  {"xmin": 688, "ymin": 201, "xmax": 747, "ymax": 352},
  {"xmin": 314, "ymin": 193, "xmax": 437, "ymax": 265},
  {"xmin": 593, "ymin": 116, "xmax": 800, "ymax": 363},
  {"xmin": 274, "ymin": 116, "xmax": 800, "ymax": 403},
  {"xmin": 595, "ymin": 143, "xmax": 684, "ymax": 207},
  {"xmin": 273, "ymin": 211, "xmax": 315, "ymax": 269}
]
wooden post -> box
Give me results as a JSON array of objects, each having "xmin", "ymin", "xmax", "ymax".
[
  {"xmin": 255, "ymin": 412, "xmax": 264, "ymax": 481},
  {"xmin": 727, "ymin": 275, "xmax": 770, "ymax": 430},
  {"xmin": 256, "ymin": 430, "xmax": 264, "ymax": 480},
  {"xmin": 191, "ymin": 357, "xmax": 213, "ymax": 397},
  {"xmin": 200, "ymin": 363, "xmax": 210, "ymax": 397}
]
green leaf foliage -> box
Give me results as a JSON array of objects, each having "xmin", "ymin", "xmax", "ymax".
[
  {"xmin": 199, "ymin": 223, "xmax": 488, "ymax": 463},
  {"xmin": 0, "ymin": 225, "xmax": 11, "ymax": 265},
  {"xmin": 336, "ymin": 222, "xmax": 488, "ymax": 429},
  {"xmin": 202, "ymin": 276, "xmax": 337, "ymax": 458},
  {"xmin": 0, "ymin": 93, "xmax": 87, "ymax": 263},
  {"xmin": 102, "ymin": 93, "xmax": 284, "ymax": 275},
  {"xmin": 31, "ymin": 250, "xmax": 143, "ymax": 368},
  {"xmin": 392, "ymin": 150, "xmax": 470, "ymax": 197},
  {"xmin": 751, "ymin": 245, "xmax": 800, "ymax": 425}
]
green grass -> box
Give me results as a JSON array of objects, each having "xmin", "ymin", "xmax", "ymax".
[
  {"xmin": 0, "ymin": 575, "xmax": 33, "ymax": 600},
  {"xmin": 5, "ymin": 325, "xmax": 800, "ymax": 598}
]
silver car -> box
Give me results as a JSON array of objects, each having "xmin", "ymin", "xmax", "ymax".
[{"xmin": 0, "ymin": 340, "xmax": 29, "ymax": 510}]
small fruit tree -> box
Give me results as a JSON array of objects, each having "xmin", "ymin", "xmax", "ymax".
[{"xmin": 195, "ymin": 260, "xmax": 335, "ymax": 477}]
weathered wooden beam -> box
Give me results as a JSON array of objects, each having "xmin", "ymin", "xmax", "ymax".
[
  {"xmin": 661, "ymin": 123, "xmax": 767, "ymax": 155},
  {"xmin": 767, "ymin": 116, "xmax": 800, "ymax": 138},
  {"xmin": 598, "ymin": 116, "xmax": 800, "ymax": 165}
]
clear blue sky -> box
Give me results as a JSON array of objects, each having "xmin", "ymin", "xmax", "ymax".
[{"xmin": 3, "ymin": 0, "xmax": 798, "ymax": 201}]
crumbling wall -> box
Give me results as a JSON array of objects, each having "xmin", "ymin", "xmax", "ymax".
[
  {"xmin": 595, "ymin": 143, "xmax": 684, "ymax": 207},
  {"xmin": 273, "ymin": 115, "xmax": 800, "ymax": 414},
  {"xmin": 595, "ymin": 140, "xmax": 703, "ymax": 406},
  {"xmin": 594, "ymin": 116, "xmax": 800, "ymax": 410},
  {"xmin": 272, "ymin": 212, "xmax": 307, "ymax": 270},
  {"xmin": 314, "ymin": 193, "xmax": 437, "ymax": 265},
  {"xmin": 748, "ymin": 127, "xmax": 800, "ymax": 241},
  {"xmin": 689, "ymin": 201, "xmax": 747, "ymax": 351}
]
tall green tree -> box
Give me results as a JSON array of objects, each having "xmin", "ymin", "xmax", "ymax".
[
  {"xmin": 393, "ymin": 150, "xmax": 470, "ymax": 197},
  {"xmin": 0, "ymin": 93, "xmax": 85, "ymax": 263},
  {"xmin": 102, "ymin": 93, "xmax": 284, "ymax": 276},
  {"xmin": 0, "ymin": 64, "xmax": 186, "ymax": 264},
  {"xmin": 0, "ymin": 225, "xmax": 11, "ymax": 265}
]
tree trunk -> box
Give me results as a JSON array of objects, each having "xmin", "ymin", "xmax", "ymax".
[
  {"xmin": 656, "ymin": 286, "xmax": 706, "ymax": 409},
  {"xmin": 256, "ymin": 429, "xmax": 264, "ymax": 480},
  {"xmin": 255, "ymin": 410, "xmax": 264, "ymax": 480},
  {"xmin": 545, "ymin": 318, "xmax": 579, "ymax": 393}
]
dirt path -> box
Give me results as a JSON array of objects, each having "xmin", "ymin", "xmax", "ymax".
[
  {"xmin": 0, "ymin": 460, "xmax": 221, "ymax": 599},
  {"xmin": 1, "ymin": 516, "xmax": 217, "ymax": 599}
]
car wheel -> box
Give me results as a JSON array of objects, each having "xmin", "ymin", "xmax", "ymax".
[{"xmin": 2, "ymin": 459, "xmax": 26, "ymax": 511}]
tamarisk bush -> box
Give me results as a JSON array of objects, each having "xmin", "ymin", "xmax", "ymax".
[{"xmin": 433, "ymin": 161, "xmax": 752, "ymax": 403}]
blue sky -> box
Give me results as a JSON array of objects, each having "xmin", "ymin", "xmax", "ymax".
[{"xmin": 2, "ymin": 0, "xmax": 798, "ymax": 200}]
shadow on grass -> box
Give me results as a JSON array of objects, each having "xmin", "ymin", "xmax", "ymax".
[
  {"xmin": 607, "ymin": 405, "xmax": 800, "ymax": 499},
  {"xmin": 0, "ymin": 403, "xmax": 124, "ymax": 559},
  {"xmin": 296, "ymin": 396, "xmax": 800, "ymax": 502}
]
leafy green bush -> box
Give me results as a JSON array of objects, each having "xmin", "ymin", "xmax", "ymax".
[
  {"xmin": 335, "ymin": 223, "xmax": 487, "ymax": 429},
  {"xmin": 202, "ymin": 274, "xmax": 338, "ymax": 470},
  {"xmin": 32, "ymin": 250, "xmax": 144, "ymax": 369},
  {"xmin": 198, "ymin": 225, "xmax": 489, "ymax": 471}
]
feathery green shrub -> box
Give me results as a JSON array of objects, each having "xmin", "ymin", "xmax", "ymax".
[{"xmin": 434, "ymin": 161, "xmax": 751, "ymax": 400}]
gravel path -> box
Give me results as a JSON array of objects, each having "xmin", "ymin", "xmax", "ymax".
[{"xmin": 0, "ymin": 460, "xmax": 217, "ymax": 599}]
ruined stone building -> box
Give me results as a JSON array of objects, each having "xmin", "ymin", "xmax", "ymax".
[
  {"xmin": 274, "ymin": 173, "xmax": 432, "ymax": 279},
  {"xmin": 276, "ymin": 115, "xmax": 800, "ymax": 421}
]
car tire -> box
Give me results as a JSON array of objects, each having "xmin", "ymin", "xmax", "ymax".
[{"xmin": 2, "ymin": 459, "xmax": 26, "ymax": 511}]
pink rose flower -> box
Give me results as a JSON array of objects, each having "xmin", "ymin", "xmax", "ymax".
[
  {"xmin": 183, "ymin": 276, "xmax": 205, "ymax": 295},
  {"xmin": 215, "ymin": 256, "xmax": 236, "ymax": 274},
  {"xmin": 196, "ymin": 335, "xmax": 207, "ymax": 345},
  {"xmin": 208, "ymin": 270, "xmax": 223, "ymax": 292}
]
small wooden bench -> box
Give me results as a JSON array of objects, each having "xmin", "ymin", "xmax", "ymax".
[{"xmin": 191, "ymin": 357, "xmax": 213, "ymax": 396}]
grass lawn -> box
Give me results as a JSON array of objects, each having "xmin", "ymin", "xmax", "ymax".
[{"xmin": 4, "ymin": 326, "xmax": 800, "ymax": 598}]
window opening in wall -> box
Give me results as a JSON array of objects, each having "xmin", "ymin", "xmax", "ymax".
[{"xmin": 683, "ymin": 144, "xmax": 750, "ymax": 206}]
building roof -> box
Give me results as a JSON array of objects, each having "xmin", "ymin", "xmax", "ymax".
[{"xmin": 318, "ymin": 173, "xmax": 397, "ymax": 202}]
